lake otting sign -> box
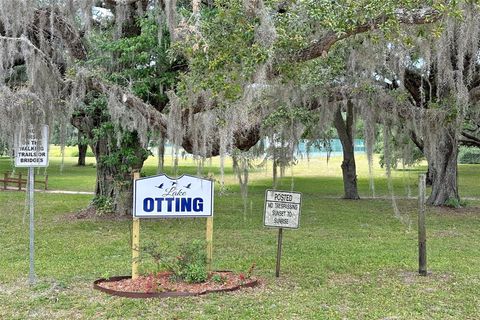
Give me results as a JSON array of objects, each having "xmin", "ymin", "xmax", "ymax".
[
  {"xmin": 131, "ymin": 173, "xmax": 215, "ymax": 278},
  {"xmin": 133, "ymin": 174, "xmax": 214, "ymax": 218}
]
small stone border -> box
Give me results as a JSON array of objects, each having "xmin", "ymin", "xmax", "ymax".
[{"xmin": 93, "ymin": 273, "xmax": 259, "ymax": 299}]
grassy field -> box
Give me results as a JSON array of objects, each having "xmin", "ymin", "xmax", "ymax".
[{"xmin": 0, "ymin": 149, "xmax": 479, "ymax": 319}]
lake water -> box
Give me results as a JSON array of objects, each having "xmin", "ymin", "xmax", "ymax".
[
  {"xmin": 296, "ymin": 139, "xmax": 365, "ymax": 157},
  {"xmin": 152, "ymin": 139, "xmax": 366, "ymax": 158}
]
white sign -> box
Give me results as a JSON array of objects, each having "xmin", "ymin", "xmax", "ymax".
[
  {"xmin": 133, "ymin": 174, "xmax": 214, "ymax": 218},
  {"xmin": 264, "ymin": 190, "xmax": 302, "ymax": 229},
  {"xmin": 15, "ymin": 126, "xmax": 49, "ymax": 168}
]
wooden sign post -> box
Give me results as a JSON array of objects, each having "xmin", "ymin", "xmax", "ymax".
[
  {"xmin": 132, "ymin": 172, "xmax": 141, "ymax": 280},
  {"xmin": 206, "ymin": 216, "xmax": 213, "ymax": 271},
  {"xmin": 132, "ymin": 173, "xmax": 214, "ymax": 277},
  {"xmin": 264, "ymin": 190, "xmax": 302, "ymax": 277},
  {"xmin": 418, "ymin": 174, "xmax": 427, "ymax": 276}
]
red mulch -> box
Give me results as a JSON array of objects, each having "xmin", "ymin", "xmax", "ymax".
[{"xmin": 97, "ymin": 271, "xmax": 257, "ymax": 294}]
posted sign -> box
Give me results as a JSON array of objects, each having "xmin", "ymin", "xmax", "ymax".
[
  {"xmin": 15, "ymin": 126, "xmax": 49, "ymax": 168},
  {"xmin": 264, "ymin": 190, "xmax": 302, "ymax": 229},
  {"xmin": 133, "ymin": 174, "xmax": 214, "ymax": 218}
]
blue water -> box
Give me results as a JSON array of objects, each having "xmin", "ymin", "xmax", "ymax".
[
  {"xmin": 156, "ymin": 139, "xmax": 366, "ymax": 158},
  {"xmin": 296, "ymin": 139, "xmax": 365, "ymax": 157}
]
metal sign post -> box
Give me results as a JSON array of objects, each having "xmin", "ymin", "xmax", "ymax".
[
  {"xmin": 275, "ymin": 228, "xmax": 283, "ymax": 277},
  {"xmin": 14, "ymin": 125, "xmax": 49, "ymax": 285},
  {"xmin": 28, "ymin": 167, "xmax": 36, "ymax": 284},
  {"xmin": 264, "ymin": 190, "xmax": 302, "ymax": 278}
]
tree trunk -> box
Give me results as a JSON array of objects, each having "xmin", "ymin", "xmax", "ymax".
[
  {"xmin": 333, "ymin": 101, "xmax": 360, "ymax": 200},
  {"xmin": 426, "ymin": 126, "xmax": 459, "ymax": 206},
  {"xmin": 426, "ymin": 161, "xmax": 434, "ymax": 186},
  {"xmin": 92, "ymin": 132, "xmax": 148, "ymax": 216},
  {"xmin": 77, "ymin": 143, "xmax": 87, "ymax": 166},
  {"xmin": 272, "ymin": 159, "xmax": 278, "ymax": 189},
  {"xmin": 72, "ymin": 112, "xmax": 148, "ymax": 216},
  {"xmin": 92, "ymin": 137, "xmax": 115, "ymax": 206},
  {"xmin": 157, "ymin": 135, "xmax": 165, "ymax": 174}
]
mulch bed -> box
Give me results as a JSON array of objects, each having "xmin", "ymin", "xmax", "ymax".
[{"xmin": 94, "ymin": 271, "xmax": 259, "ymax": 298}]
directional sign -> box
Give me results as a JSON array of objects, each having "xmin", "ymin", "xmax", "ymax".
[
  {"xmin": 15, "ymin": 126, "xmax": 49, "ymax": 168},
  {"xmin": 264, "ymin": 190, "xmax": 302, "ymax": 229},
  {"xmin": 13, "ymin": 125, "xmax": 50, "ymax": 285},
  {"xmin": 133, "ymin": 174, "xmax": 214, "ymax": 218}
]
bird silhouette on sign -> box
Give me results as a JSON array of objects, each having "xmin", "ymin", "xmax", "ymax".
[
  {"xmin": 171, "ymin": 181, "xmax": 177, "ymax": 186},
  {"xmin": 155, "ymin": 183, "xmax": 164, "ymax": 189},
  {"xmin": 184, "ymin": 183, "xmax": 192, "ymax": 189}
]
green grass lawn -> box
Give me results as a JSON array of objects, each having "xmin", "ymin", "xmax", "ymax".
[{"xmin": 0, "ymin": 150, "xmax": 479, "ymax": 319}]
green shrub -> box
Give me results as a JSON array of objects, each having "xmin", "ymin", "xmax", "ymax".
[
  {"xmin": 70, "ymin": 147, "xmax": 95, "ymax": 157},
  {"xmin": 458, "ymin": 147, "xmax": 480, "ymax": 164},
  {"xmin": 184, "ymin": 263, "xmax": 208, "ymax": 283},
  {"xmin": 211, "ymin": 274, "xmax": 226, "ymax": 284},
  {"xmin": 142, "ymin": 240, "xmax": 208, "ymax": 284},
  {"xmin": 91, "ymin": 195, "xmax": 114, "ymax": 214},
  {"xmin": 142, "ymin": 241, "xmax": 167, "ymax": 273},
  {"xmin": 173, "ymin": 240, "xmax": 208, "ymax": 283},
  {"xmin": 444, "ymin": 197, "xmax": 467, "ymax": 208}
]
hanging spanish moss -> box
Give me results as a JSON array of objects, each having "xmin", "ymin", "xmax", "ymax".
[
  {"xmin": 165, "ymin": 0, "xmax": 177, "ymax": 40},
  {"xmin": 232, "ymin": 151, "xmax": 250, "ymax": 221},
  {"xmin": 385, "ymin": 3, "xmax": 480, "ymax": 205},
  {"xmin": 1, "ymin": 1, "xmax": 479, "ymax": 220},
  {"xmin": 0, "ymin": 0, "xmax": 93, "ymax": 149}
]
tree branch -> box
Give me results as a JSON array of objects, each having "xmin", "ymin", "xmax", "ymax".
[
  {"xmin": 0, "ymin": 35, "xmax": 63, "ymax": 81},
  {"xmin": 87, "ymin": 77, "xmax": 169, "ymax": 132},
  {"xmin": 289, "ymin": 7, "xmax": 441, "ymax": 64},
  {"xmin": 460, "ymin": 131, "xmax": 480, "ymax": 148}
]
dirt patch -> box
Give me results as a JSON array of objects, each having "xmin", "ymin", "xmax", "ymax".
[
  {"xmin": 397, "ymin": 270, "xmax": 453, "ymax": 285},
  {"xmin": 432, "ymin": 206, "xmax": 480, "ymax": 216},
  {"xmin": 328, "ymin": 270, "xmax": 454, "ymax": 288},
  {"xmin": 62, "ymin": 207, "xmax": 131, "ymax": 222},
  {"xmin": 95, "ymin": 272, "xmax": 259, "ymax": 298},
  {"xmin": 432, "ymin": 230, "xmax": 463, "ymax": 238},
  {"xmin": 327, "ymin": 273, "xmax": 365, "ymax": 287}
]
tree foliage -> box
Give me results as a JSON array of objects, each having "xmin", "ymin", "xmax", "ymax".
[{"xmin": 0, "ymin": 0, "xmax": 478, "ymax": 210}]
